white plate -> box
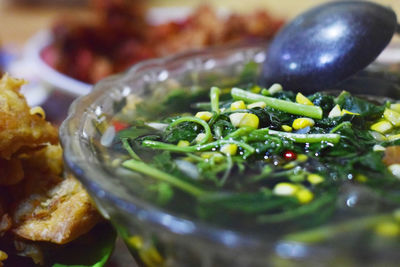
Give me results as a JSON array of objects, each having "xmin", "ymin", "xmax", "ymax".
[
  {"xmin": 24, "ymin": 30, "xmax": 93, "ymax": 96},
  {"xmin": 24, "ymin": 7, "xmax": 229, "ymax": 97}
]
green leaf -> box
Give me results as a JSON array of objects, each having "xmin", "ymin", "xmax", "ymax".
[
  {"xmin": 117, "ymin": 125, "xmax": 155, "ymax": 140},
  {"xmin": 309, "ymin": 92, "xmax": 335, "ymax": 115},
  {"xmin": 249, "ymin": 107, "xmax": 295, "ymax": 129},
  {"xmin": 336, "ymin": 91, "xmax": 385, "ymax": 119},
  {"xmin": 163, "ymin": 121, "xmax": 202, "ymax": 143}
]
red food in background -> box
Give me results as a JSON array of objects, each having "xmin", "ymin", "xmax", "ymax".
[{"xmin": 43, "ymin": 0, "xmax": 283, "ymax": 84}]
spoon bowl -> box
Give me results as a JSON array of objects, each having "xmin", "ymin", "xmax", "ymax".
[{"xmin": 261, "ymin": 1, "xmax": 398, "ymax": 93}]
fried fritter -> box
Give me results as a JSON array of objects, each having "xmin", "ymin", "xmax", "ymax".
[
  {"xmin": 12, "ymin": 175, "xmax": 101, "ymax": 244},
  {"xmin": 0, "ymin": 74, "xmax": 58, "ymax": 159},
  {"xmin": 20, "ymin": 143, "xmax": 63, "ymax": 176},
  {"xmin": 0, "ymin": 250, "xmax": 7, "ymax": 266},
  {"xmin": 0, "ymin": 194, "xmax": 11, "ymax": 235},
  {"xmin": 5, "ymin": 144, "xmax": 101, "ymax": 244},
  {"xmin": 0, "ymin": 158, "xmax": 24, "ymax": 186},
  {"xmin": 0, "ymin": 74, "xmax": 102, "ymax": 264}
]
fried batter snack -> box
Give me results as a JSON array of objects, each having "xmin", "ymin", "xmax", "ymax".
[
  {"xmin": 12, "ymin": 174, "xmax": 101, "ymax": 244},
  {"xmin": 0, "ymin": 74, "xmax": 101, "ymax": 265},
  {"xmin": 0, "ymin": 158, "xmax": 24, "ymax": 186},
  {"xmin": 0, "ymin": 74, "xmax": 58, "ymax": 159}
]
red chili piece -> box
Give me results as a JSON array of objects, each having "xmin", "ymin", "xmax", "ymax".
[
  {"xmin": 113, "ymin": 121, "xmax": 129, "ymax": 132},
  {"xmin": 283, "ymin": 150, "xmax": 297, "ymax": 161}
]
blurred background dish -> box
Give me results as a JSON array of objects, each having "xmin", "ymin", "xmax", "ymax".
[
  {"xmin": 24, "ymin": 29, "xmax": 93, "ymax": 96},
  {"xmin": 27, "ymin": 4, "xmax": 282, "ymax": 95},
  {"xmin": 22, "ymin": 5, "xmax": 400, "ymax": 97},
  {"xmin": 2, "ymin": 0, "xmax": 400, "ymax": 104},
  {"xmin": 21, "ymin": 6, "xmax": 230, "ymax": 96}
]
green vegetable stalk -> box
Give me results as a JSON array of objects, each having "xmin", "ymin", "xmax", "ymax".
[
  {"xmin": 142, "ymin": 139, "xmax": 255, "ymax": 157},
  {"xmin": 169, "ymin": 116, "xmax": 212, "ymax": 145},
  {"xmin": 231, "ymin": 87, "xmax": 323, "ymax": 119},
  {"xmin": 122, "ymin": 159, "xmax": 206, "ymax": 197},
  {"xmin": 210, "ymin": 86, "xmax": 221, "ymax": 115},
  {"xmin": 284, "ymin": 214, "xmax": 393, "ymax": 243},
  {"xmin": 249, "ymin": 129, "xmax": 341, "ymax": 143}
]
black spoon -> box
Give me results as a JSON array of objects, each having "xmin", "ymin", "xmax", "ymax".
[{"xmin": 260, "ymin": 1, "xmax": 398, "ymax": 94}]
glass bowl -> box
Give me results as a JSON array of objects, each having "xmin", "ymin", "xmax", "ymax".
[{"xmin": 60, "ymin": 43, "xmax": 400, "ymax": 267}]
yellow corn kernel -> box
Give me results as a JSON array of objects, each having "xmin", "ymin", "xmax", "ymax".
[
  {"xmin": 282, "ymin": 125, "xmax": 293, "ymax": 132},
  {"xmin": 297, "ymin": 154, "xmax": 308, "ymax": 163},
  {"xmin": 177, "ymin": 140, "xmax": 190, "ymax": 147},
  {"xmin": 201, "ymin": 152, "xmax": 221, "ymax": 158},
  {"xmin": 201, "ymin": 152, "xmax": 215, "ymax": 159},
  {"xmin": 370, "ymin": 131, "xmax": 387, "ymax": 141},
  {"xmin": 212, "ymin": 154, "xmax": 225, "ymax": 163},
  {"xmin": 328, "ymin": 104, "xmax": 342, "ymax": 118},
  {"xmin": 230, "ymin": 100, "xmax": 246, "ymax": 111},
  {"xmin": 124, "ymin": 94, "xmax": 143, "ymax": 110},
  {"xmin": 341, "ymin": 109, "xmax": 360, "ymax": 116},
  {"xmin": 355, "ymin": 174, "xmax": 368, "ymax": 183},
  {"xmin": 29, "ymin": 106, "xmax": 46, "ymax": 119},
  {"xmin": 139, "ymin": 247, "xmax": 164, "ymax": 267},
  {"xmin": 296, "ymin": 92, "xmax": 314, "ymax": 106},
  {"xmin": 268, "ymin": 83, "xmax": 283, "ymax": 95},
  {"xmin": 0, "ymin": 250, "xmax": 7, "ymax": 261},
  {"xmin": 273, "ymin": 182, "xmax": 299, "ymax": 196},
  {"xmin": 389, "ymin": 164, "xmax": 400, "ymax": 179},
  {"xmin": 195, "ymin": 111, "xmax": 213, "ymax": 121},
  {"xmin": 387, "ymin": 134, "xmax": 400, "ymax": 142},
  {"xmin": 250, "ymin": 85, "xmax": 262, "ymax": 93},
  {"xmin": 390, "ymin": 103, "xmax": 400, "ymax": 113},
  {"xmin": 229, "ymin": 113, "xmax": 259, "ymax": 129},
  {"xmin": 195, "ymin": 133, "xmax": 213, "ymax": 143},
  {"xmin": 128, "ymin": 236, "xmax": 164, "ymax": 267},
  {"xmin": 384, "ymin": 108, "xmax": 400, "ymax": 127},
  {"xmin": 220, "ymin": 144, "xmax": 238, "ymax": 156},
  {"xmin": 201, "ymin": 152, "xmax": 224, "ymax": 163},
  {"xmin": 283, "ymin": 162, "xmax": 296, "ymax": 169},
  {"xmin": 292, "ymin": 118, "xmax": 315, "ymax": 130},
  {"xmin": 373, "ymin": 144, "xmax": 386, "ymax": 152},
  {"xmin": 370, "ymin": 120, "xmax": 393, "ymax": 134},
  {"xmin": 307, "ymin": 174, "xmax": 324, "ymax": 185},
  {"xmin": 247, "ymin": 101, "xmax": 267, "ymax": 109},
  {"xmin": 375, "ymin": 221, "xmax": 400, "ymax": 237},
  {"xmin": 296, "ymin": 188, "xmax": 314, "ymax": 204},
  {"xmin": 195, "ymin": 133, "xmax": 207, "ymax": 143},
  {"xmin": 128, "ymin": 235, "xmax": 143, "ymax": 249}
]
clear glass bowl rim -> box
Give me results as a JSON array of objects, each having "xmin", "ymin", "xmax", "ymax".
[{"xmin": 60, "ymin": 41, "xmax": 400, "ymax": 256}]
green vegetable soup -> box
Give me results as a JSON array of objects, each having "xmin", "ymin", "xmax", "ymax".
[{"xmin": 106, "ymin": 72, "xmax": 400, "ymax": 249}]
